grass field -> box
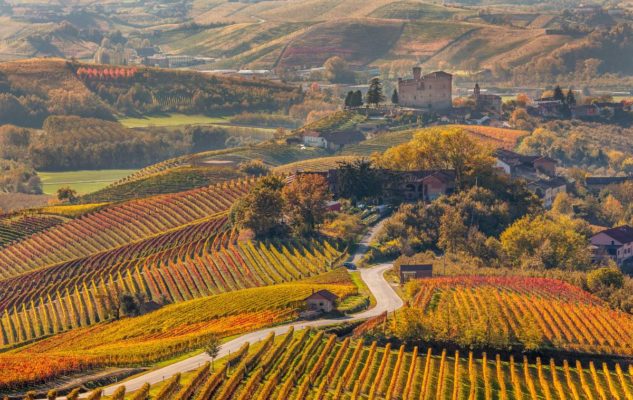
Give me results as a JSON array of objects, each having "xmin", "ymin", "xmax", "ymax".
[
  {"xmin": 118, "ymin": 114, "xmax": 232, "ymax": 128},
  {"xmin": 38, "ymin": 170, "xmax": 139, "ymax": 195}
]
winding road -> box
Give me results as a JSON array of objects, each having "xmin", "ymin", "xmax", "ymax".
[{"xmin": 92, "ymin": 223, "xmax": 402, "ymax": 397}]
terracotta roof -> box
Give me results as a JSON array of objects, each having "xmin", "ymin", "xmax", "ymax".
[
  {"xmin": 594, "ymin": 226, "xmax": 633, "ymax": 244},
  {"xmin": 305, "ymin": 289, "xmax": 338, "ymax": 302}
]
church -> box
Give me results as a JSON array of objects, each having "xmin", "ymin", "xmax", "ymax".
[{"xmin": 397, "ymin": 67, "xmax": 452, "ymax": 111}]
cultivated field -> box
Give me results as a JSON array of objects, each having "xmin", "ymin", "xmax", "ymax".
[
  {"xmin": 0, "ymin": 269, "xmax": 357, "ymax": 389},
  {"xmin": 401, "ymin": 276, "xmax": 633, "ymax": 356},
  {"xmin": 453, "ymin": 125, "xmax": 528, "ymax": 150},
  {"xmin": 38, "ymin": 170, "xmax": 139, "ymax": 195},
  {"xmin": 110, "ymin": 330, "xmax": 633, "ymax": 400}
]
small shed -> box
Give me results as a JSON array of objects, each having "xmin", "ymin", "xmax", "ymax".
[
  {"xmin": 399, "ymin": 264, "xmax": 433, "ymax": 283},
  {"xmin": 304, "ymin": 289, "xmax": 338, "ymax": 313}
]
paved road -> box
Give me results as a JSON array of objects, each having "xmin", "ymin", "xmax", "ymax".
[{"xmin": 79, "ymin": 223, "xmax": 401, "ymax": 398}]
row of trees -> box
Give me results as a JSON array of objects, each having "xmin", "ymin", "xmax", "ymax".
[{"xmin": 230, "ymin": 174, "xmax": 331, "ymax": 237}]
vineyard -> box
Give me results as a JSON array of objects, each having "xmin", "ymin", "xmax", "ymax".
[
  {"xmin": 0, "ymin": 220, "xmax": 345, "ymax": 347},
  {"xmin": 0, "ymin": 268, "xmax": 357, "ymax": 389},
  {"xmin": 272, "ymin": 156, "xmax": 361, "ymax": 174},
  {"xmin": 341, "ymin": 130, "xmax": 415, "ymax": 156},
  {"xmin": 391, "ymin": 276, "xmax": 633, "ymax": 356},
  {"xmin": 453, "ymin": 125, "xmax": 529, "ymax": 150},
  {"xmin": 81, "ymin": 166, "xmax": 245, "ymax": 203},
  {"xmin": 0, "ymin": 214, "xmax": 66, "ymax": 247},
  {"xmin": 0, "ymin": 178, "xmax": 255, "ymax": 280},
  {"xmin": 99, "ymin": 329, "xmax": 633, "ymax": 400}
]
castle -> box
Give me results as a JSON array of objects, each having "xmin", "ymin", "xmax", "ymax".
[{"xmin": 397, "ymin": 67, "xmax": 452, "ymax": 111}]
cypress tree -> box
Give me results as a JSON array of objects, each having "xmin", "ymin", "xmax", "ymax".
[
  {"xmin": 566, "ymin": 89, "xmax": 576, "ymax": 106},
  {"xmin": 391, "ymin": 89, "xmax": 399, "ymax": 104},
  {"xmin": 353, "ymin": 90, "xmax": 363, "ymax": 107},
  {"xmin": 366, "ymin": 78, "xmax": 385, "ymax": 106},
  {"xmin": 344, "ymin": 91, "xmax": 354, "ymax": 108}
]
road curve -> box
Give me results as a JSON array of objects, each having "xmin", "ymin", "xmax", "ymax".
[
  {"xmin": 95, "ymin": 264, "xmax": 401, "ymax": 396},
  {"xmin": 78, "ymin": 223, "xmax": 401, "ymax": 397}
]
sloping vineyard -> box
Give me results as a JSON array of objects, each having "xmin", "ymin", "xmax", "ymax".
[
  {"xmin": 0, "ymin": 269, "xmax": 357, "ymax": 389},
  {"xmin": 0, "ymin": 214, "xmax": 66, "ymax": 247},
  {"xmin": 0, "ymin": 234, "xmax": 345, "ymax": 347},
  {"xmin": 0, "ymin": 177, "xmax": 256, "ymax": 279},
  {"xmin": 115, "ymin": 329, "xmax": 633, "ymax": 400},
  {"xmin": 407, "ymin": 276, "xmax": 633, "ymax": 356},
  {"xmin": 81, "ymin": 166, "xmax": 245, "ymax": 203}
]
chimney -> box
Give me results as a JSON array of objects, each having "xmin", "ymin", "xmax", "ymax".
[{"xmin": 412, "ymin": 66, "xmax": 422, "ymax": 81}]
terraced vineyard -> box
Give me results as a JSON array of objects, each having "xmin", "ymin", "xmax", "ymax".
[
  {"xmin": 0, "ymin": 178, "xmax": 256, "ymax": 280},
  {"xmin": 113, "ymin": 330, "xmax": 633, "ymax": 400},
  {"xmin": 398, "ymin": 276, "xmax": 633, "ymax": 356},
  {"xmin": 0, "ymin": 269, "xmax": 357, "ymax": 389}
]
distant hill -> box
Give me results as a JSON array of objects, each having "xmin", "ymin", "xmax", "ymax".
[{"xmin": 0, "ymin": 58, "xmax": 302, "ymax": 127}]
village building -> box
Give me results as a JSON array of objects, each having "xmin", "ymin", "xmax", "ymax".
[
  {"xmin": 399, "ymin": 170, "xmax": 457, "ymax": 202},
  {"xmin": 590, "ymin": 226, "xmax": 633, "ymax": 265},
  {"xmin": 472, "ymin": 83, "xmax": 502, "ymax": 114},
  {"xmin": 399, "ymin": 264, "xmax": 433, "ymax": 284},
  {"xmin": 292, "ymin": 168, "xmax": 456, "ymax": 202},
  {"xmin": 494, "ymin": 149, "xmax": 557, "ymax": 178},
  {"xmin": 301, "ymin": 131, "xmax": 365, "ymax": 151},
  {"xmin": 527, "ymin": 177, "xmax": 568, "ymax": 208},
  {"xmin": 397, "ymin": 67, "xmax": 452, "ymax": 111},
  {"xmin": 585, "ymin": 176, "xmax": 633, "ymax": 192},
  {"xmin": 494, "ymin": 149, "xmax": 565, "ymax": 208},
  {"xmin": 304, "ymin": 289, "xmax": 338, "ymax": 313}
]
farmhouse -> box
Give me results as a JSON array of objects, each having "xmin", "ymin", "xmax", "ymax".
[
  {"xmin": 399, "ymin": 264, "xmax": 433, "ymax": 283},
  {"xmin": 397, "ymin": 67, "xmax": 452, "ymax": 111},
  {"xmin": 301, "ymin": 131, "xmax": 365, "ymax": 151},
  {"xmin": 590, "ymin": 225, "xmax": 633, "ymax": 265},
  {"xmin": 399, "ymin": 170, "xmax": 457, "ymax": 202},
  {"xmin": 294, "ymin": 168, "xmax": 456, "ymax": 202},
  {"xmin": 304, "ymin": 289, "xmax": 338, "ymax": 313},
  {"xmin": 494, "ymin": 149, "xmax": 557, "ymax": 178},
  {"xmin": 527, "ymin": 177, "xmax": 567, "ymax": 209}
]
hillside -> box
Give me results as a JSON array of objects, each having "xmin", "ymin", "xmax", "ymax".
[
  {"xmin": 0, "ymin": 58, "xmax": 302, "ymax": 127},
  {"xmin": 103, "ymin": 330, "xmax": 633, "ymax": 400},
  {"xmin": 0, "ymin": 268, "xmax": 357, "ymax": 389}
]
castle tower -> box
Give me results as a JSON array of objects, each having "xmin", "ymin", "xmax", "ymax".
[{"xmin": 412, "ymin": 67, "xmax": 422, "ymax": 81}]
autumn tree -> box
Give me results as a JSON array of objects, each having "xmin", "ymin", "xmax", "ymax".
[
  {"xmin": 324, "ymin": 56, "xmax": 354, "ymax": 83},
  {"xmin": 282, "ymin": 173, "xmax": 331, "ymax": 236},
  {"xmin": 230, "ymin": 176, "xmax": 284, "ymax": 237},
  {"xmin": 57, "ymin": 186, "xmax": 78, "ymax": 203},
  {"xmin": 500, "ymin": 214, "xmax": 592, "ymax": 270},
  {"xmin": 377, "ymin": 126, "xmax": 494, "ymax": 188},
  {"xmin": 438, "ymin": 207, "xmax": 467, "ymax": 254},
  {"xmin": 205, "ymin": 335, "xmax": 221, "ymax": 371}
]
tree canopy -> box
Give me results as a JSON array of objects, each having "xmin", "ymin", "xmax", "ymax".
[{"xmin": 376, "ymin": 127, "xmax": 495, "ymax": 188}]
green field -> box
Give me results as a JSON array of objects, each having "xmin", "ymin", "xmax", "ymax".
[
  {"xmin": 38, "ymin": 170, "xmax": 138, "ymax": 195},
  {"xmin": 118, "ymin": 114, "xmax": 232, "ymax": 128}
]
